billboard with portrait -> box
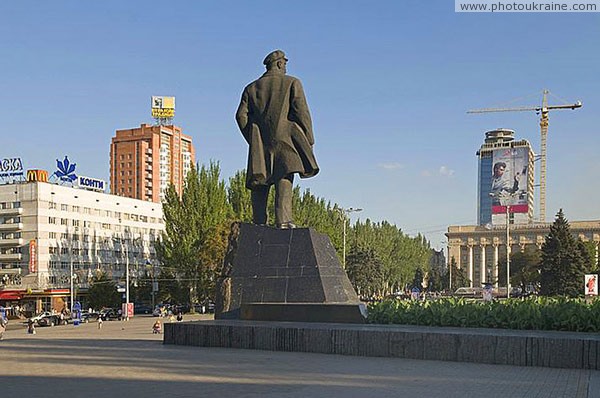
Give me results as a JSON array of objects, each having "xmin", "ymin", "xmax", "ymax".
[
  {"xmin": 490, "ymin": 147, "xmax": 528, "ymax": 214},
  {"xmin": 151, "ymin": 96, "xmax": 175, "ymax": 118}
]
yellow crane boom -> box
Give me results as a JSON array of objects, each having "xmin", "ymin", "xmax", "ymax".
[{"xmin": 468, "ymin": 90, "xmax": 582, "ymax": 222}]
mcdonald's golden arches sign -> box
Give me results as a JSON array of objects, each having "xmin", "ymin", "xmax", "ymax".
[{"xmin": 27, "ymin": 169, "xmax": 48, "ymax": 182}]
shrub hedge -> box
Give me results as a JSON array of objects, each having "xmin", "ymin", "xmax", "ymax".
[{"xmin": 367, "ymin": 297, "xmax": 600, "ymax": 332}]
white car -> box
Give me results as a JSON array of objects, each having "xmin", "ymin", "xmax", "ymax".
[{"xmin": 27, "ymin": 311, "xmax": 52, "ymax": 324}]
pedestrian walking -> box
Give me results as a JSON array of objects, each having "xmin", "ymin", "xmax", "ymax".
[
  {"xmin": 97, "ymin": 316, "xmax": 103, "ymax": 329},
  {"xmin": 27, "ymin": 318, "xmax": 36, "ymax": 335},
  {"xmin": 0, "ymin": 314, "xmax": 8, "ymax": 340}
]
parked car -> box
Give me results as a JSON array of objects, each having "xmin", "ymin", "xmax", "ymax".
[
  {"xmin": 80, "ymin": 311, "xmax": 100, "ymax": 323},
  {"xmin": 134, "ymin": 304, "xmax": 153, "ymax": 315},
  {"xmin": 27, "ymin": 311, "xmax": 52, "ymax": 324},
  {"xmin": 453, "ymin": 287, "xmax": 483, "ymax": 298},
  {"xmin": 37, "ymin": 314, "xmax": 69, "ymax": 327},
  {"xmin": 99, "ymin": 308, "xmax": 120, "ymax": 321}
]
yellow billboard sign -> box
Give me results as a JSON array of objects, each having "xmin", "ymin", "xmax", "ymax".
[
  {"xmin": 151, "ymin": 96, "xmax": 175, "ymax": 109},
  {"xmin": 151, "ymin": 108, "xmax": 175, "ymax": 118},
  {"xmin": 151, "ymin": 96, "xmax": 175, "ymax": 119}
]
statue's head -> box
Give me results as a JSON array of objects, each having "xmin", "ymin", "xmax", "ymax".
[{"xmin": 263, "ymin": 50, "xmax": 288, "ymax": 73}]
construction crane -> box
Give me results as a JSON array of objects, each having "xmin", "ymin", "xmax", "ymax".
[{"xmin": 468, "ymin": 89, "xmax": 582, "ymax": 222}]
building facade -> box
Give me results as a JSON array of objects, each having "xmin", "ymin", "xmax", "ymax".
[
  {"xmin": 477, "ymin": 129, "xmax": 535, "ymax": 226},
  {"xmin": 110, "ymin": 124, "xmax": 195, "ymax": 203},
  {"xmin": 0, "ymin": 181, "xmax": 164, "ymax": 313},
  {"xmin": 446, "ymin": 221, "xmax": 600, "ymax": 288},
  {"xmin": 446, "ymin": 127, "xmax": 599, "ymax": 288}
]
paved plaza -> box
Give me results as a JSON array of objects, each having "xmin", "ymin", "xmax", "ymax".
[{"xmin": 1, "ymin": 315, "xmax": 599, "ymax": 398}]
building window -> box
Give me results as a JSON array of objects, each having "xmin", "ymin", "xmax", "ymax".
[
  {"xmin": 49, "ymin": 232, "xmax": 57, "ymax": 239},
  {"xmin": 61, "ymin": 247, "xmax": 69, "ymax": 254},
  {"xmin": 49, "ymin": 217, "xmax": 56, "ymax": 224},
  {"xmin": 49, "ymin": 247, "xmax": 58, "ymax": 254},
  {"xmin": 61, "ymin": 262, "xmax": 68, "ymax": 269},
  {"xmin": 61, "ymin": 218, "xmax": 68, "ymax": 225},
  {"xmin": 61, "ymin": 204, "xmax": 68, "ymax": 211},
  {"xmin": 72, "ymin": 206, "xmax": 80, "ymax": 212}
]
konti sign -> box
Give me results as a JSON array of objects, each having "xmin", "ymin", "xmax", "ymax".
[
  {"xmin": 77, "ymin": 175, "xmax": 105, "ymax": 192},
  {"xmin": 27, "ymin": 169, "xmax": 49, "ymax": 182}
]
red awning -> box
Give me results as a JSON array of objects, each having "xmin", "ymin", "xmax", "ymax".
[{"xmin": 0, "ymin": 291, "xmax": 22, "ymax": 300}]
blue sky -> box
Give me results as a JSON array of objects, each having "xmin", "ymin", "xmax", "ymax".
[{"xmin": 1, "ymin": 1, "xmax": 599, "ymax": 249}]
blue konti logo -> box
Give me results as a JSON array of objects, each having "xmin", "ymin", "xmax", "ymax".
[{"xmin": 53, "ymin": 156, "xmax": 77, "ymax": 183}]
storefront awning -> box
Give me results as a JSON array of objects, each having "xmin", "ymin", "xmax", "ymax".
[{"xmin": 0, "ymin": 291, "xmax": 22, "ymax": 300}]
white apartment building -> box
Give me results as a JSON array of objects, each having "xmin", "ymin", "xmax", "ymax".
[{"xmin": 0, "ymin": 180, "xmax": 164, "ymax": 313}]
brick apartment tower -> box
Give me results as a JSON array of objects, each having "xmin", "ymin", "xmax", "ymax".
[{"xmin": 110, "ymin": 124, "xmax": 195, "ymax": 202}]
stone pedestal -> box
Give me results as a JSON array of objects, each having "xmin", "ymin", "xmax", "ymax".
[{"xmin": 215, "ymin": 223, "xmax": 366, "ymax": 323}]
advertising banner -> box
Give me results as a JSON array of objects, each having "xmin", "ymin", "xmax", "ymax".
[
  {"xmin": 29, "ymin": 240, "xmax": 37, "ymax": 273},
  {"xmin": 0, "ymin": 157, "xmax": 24, "ymax": 183},
  {"xmin": 151, "ymin": 96, "xmax": 175, "ymax": 118},
  {"xmin": 77, "ymin": 175, "xmax": 105, "ymax": 192},
  {"xmin": 490, "ymin": 147, "xmax": 528, "ymax": 214},
  {"xmin": 585, "ymin": 274, "xmax": 598, "ymax": 296}
]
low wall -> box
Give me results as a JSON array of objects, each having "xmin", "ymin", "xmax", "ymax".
[{"xmin": 164, "ymin": 320, "xmax": 600, "ymax": 370}]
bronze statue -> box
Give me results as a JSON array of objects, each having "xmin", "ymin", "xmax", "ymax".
[{"xmin": 236, "ymin": 50, "xmax": 319, "ymax": 228}]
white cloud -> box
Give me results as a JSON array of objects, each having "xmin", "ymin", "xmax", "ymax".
[
  {"xmin": 378, "ymin": 162, "xmax": 404, "ymax": 170},
  {"xmin": 439, "ymin": 166, "xmax": 455, "ymax": 177}
]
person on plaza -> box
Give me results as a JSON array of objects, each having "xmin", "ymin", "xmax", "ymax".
[
  {"xmin": 152, "ymin": 319, "xmax": 162, "ymax": 334},
  {"xmin": 235, "ymin": 49, "xmax": 319, "ymax": 228},
  {"xmin": 27, "ymin": 318, "xmax": 36, "ymax": 335},
  {"xmin": 97, "ymin": 316, "xmax": 103, "ymax": 330},
  {"xmin": 176, "ymin": 311, "xmax": 183, "ymax": 322},
  {"xmin": 0, "ymin": 313, "xmax": 7, "ymax": 340}
]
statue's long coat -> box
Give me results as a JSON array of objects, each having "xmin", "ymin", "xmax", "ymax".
[{"xmin": 236, "ymin": 70, "xmax": 319, "ymax": 189}]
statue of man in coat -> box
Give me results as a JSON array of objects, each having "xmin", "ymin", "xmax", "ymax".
[{"xmin": 235, "ymin": 50, "xmax": 319, "ymax": 228}]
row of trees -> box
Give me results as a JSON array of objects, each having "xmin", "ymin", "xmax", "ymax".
[
  {"xmin": 87, "ymin": 167, "xmax": 597, "ymax": 309},
  {"xmin": 151, "ymin": 162, "xmax": 434, "ymax": 306}
]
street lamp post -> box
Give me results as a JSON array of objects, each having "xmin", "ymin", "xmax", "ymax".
[
  {"xmin": 125, "ymin": 242, "xmax": 130, "ymax": 320},
  {"xmin": 70, "ymin": 254, "xmax": 74, "ymax": 314},
  {"xmin": 506, "ymin": 205, "xmax": 511, "ymax": 299},
  {"xmin": 340, "ymin": 207, "xmax": 363, "ymax": 268}
]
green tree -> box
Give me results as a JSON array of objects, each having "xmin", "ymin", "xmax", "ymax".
[
  {"xmin": 227, "ymin": 170, "xmax": 253, "ymax": 222},
  {"xmin": 345, "ymin": 247, "xmax": 384, "ymax": 297},
  {"xmin": 87, "ymin": 272, "xmax": 121, "ymax": 310},
  {"xmin": 155, "ymin": 162, "xmax": 232, "ymax": 307},
  {"xmin": 539, "ymin": 209, "xmax": 589, "ymax": 297},
  {"xmin": 448, "ymin": 257, "xmax": 470, "ymax": 289},
  {"xmin": 412, "ymin": 268, "xmax": 424, "ymax": 291},
  {"xmin": 497, "ymin": 246, "xmax": 541, "ymax": 292},
  {"xmin": 581, "ymin": 241, "xmax": 599, "ymax": 272}
]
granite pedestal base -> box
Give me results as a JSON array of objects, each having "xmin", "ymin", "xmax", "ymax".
[{"xmin": 216, "ymin": 223, "xmax": 366, "ymax": 323}]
